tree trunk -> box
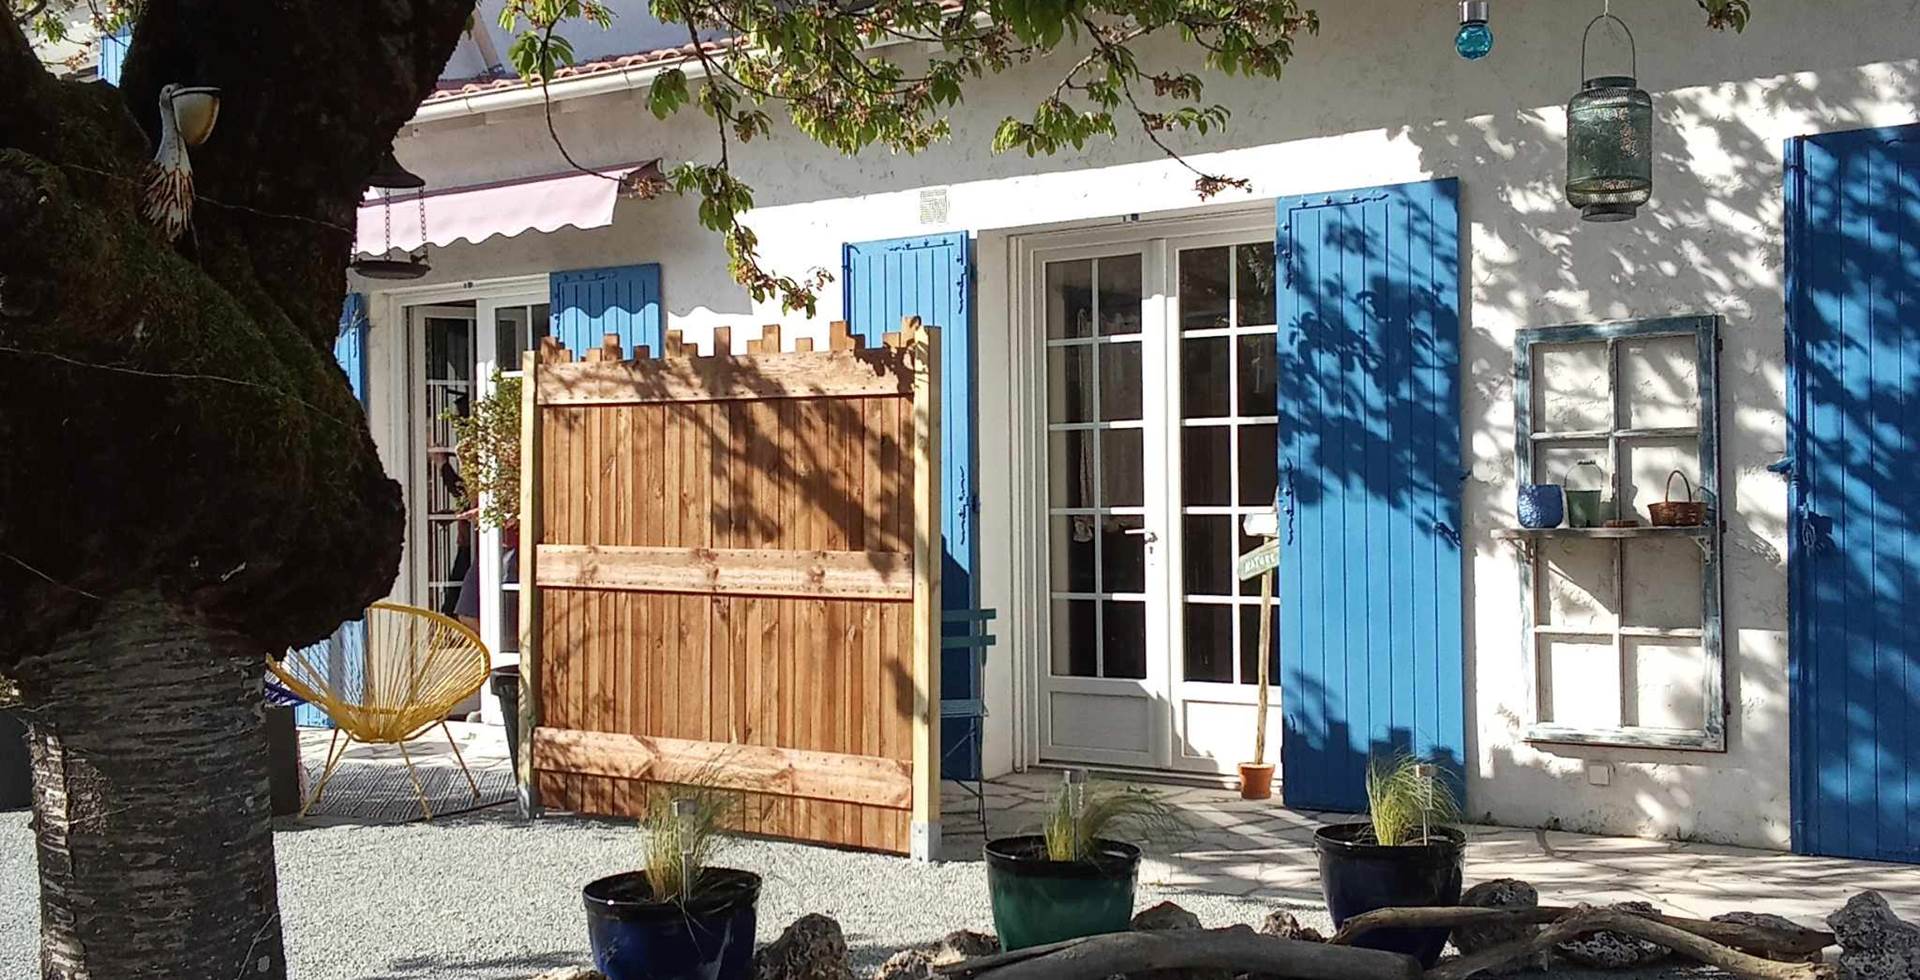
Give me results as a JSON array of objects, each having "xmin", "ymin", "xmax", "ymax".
[{"xmin": 19, "ymin": 592, "xmax": 285, "ymax": 980}]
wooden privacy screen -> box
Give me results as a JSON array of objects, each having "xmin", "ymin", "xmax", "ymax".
[{"xmin": 516, "ymin": 320, "xmax": 941, "ymax": 856}]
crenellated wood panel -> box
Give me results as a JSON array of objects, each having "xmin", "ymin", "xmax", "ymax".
[{"xmin": 518, "ymin": 321, "xmax": 940, "ymax": 854}]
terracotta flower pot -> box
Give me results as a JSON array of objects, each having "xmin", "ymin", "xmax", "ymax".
[{"xmin": 1238, "ymin": 762, "xmax": 1275, "ymax": 800}]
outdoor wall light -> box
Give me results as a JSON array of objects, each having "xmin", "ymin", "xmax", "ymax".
[
  {"xmin": 1456, "ymin": 1, "xmax": 1493, "ymax": 60},
  {"xmin": 1565, "ymin": 11, "xmax": 1654, "ymax": 221}
]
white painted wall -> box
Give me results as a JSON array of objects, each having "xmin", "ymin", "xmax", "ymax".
[{"xmin": 360, "ymin": 0, "xmax": 1920, "ymax": 849}]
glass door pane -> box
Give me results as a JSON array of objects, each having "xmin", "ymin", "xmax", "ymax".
[
  {"xmin": 422, "ymin": 314, "xmax": 478, "ymax": 624},
  {"xmin": 1044, "ymin": 253, "xmax": 1147, "ymax": 680},
  {"xmin": 1175, "ymin": 242, "xmax": 1280, "ymax": 688}
]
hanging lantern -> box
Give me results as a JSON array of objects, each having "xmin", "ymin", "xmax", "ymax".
[
  {"xmin": 351, "ymin": 147, "xmax": 431, "ymax": 279},
  {"xmin": 1565, "ymin": 11, "xmax": 1653, "ymax": 222},
  {"xmin": 367, "ymin": 149, "xmax": 425, "ymax": 190},
  {"xmin": 1456, "ymin": 1, "xmax": 1493, "ymax": 61}
]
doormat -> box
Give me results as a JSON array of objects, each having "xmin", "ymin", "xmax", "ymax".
[{"xmin": 297, "ymin": 759, "xmax": 516, "ymax": 824}]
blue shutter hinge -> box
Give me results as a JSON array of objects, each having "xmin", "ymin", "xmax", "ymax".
[{"xmin": 1767, "ymin": 455, "xmax": 1795, "ymax": 478}]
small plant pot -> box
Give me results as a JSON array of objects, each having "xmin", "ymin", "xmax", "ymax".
[
  {"xmin": 490, "ymin": 666, "xmax": 521, "ymax": 775},
  {"xmin": 0, "ymin": 708, "xmax": 29, "ymax": 812},
  {"xmin": 1238, "ymin": 762, "xmax": 1275, "ymax": 800},
  {"xmin": 582, "ymin": 869, "xmax": 761, "ymax": 980},
  {"xmin": 985, "ymin": 835, "xmax": 1141, "ymax": 950},
  {"xmin": 1314, "ymin": 823, "xmax": 1465, "ymax": 968},
  {"xmin": 1516, "ymin": 485, "xmax": 1564, "ymax": 528}
]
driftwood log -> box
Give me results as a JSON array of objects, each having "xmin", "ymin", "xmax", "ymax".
[
  {"xmin": 1329, "ymin": 905, "xmax": 1834, "ymax": 961},
  {"xmin": 1425, "ymin": 908, "xmax": 1837, "ymax": 980},
  {"xmin": 932, "ymin": 929, "xmax": 1422, "ymax": 980}
]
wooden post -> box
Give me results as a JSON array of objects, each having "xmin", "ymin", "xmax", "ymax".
[
  {"xmin": 908, "ymin": 316, "xmax": 943, "ymax": 861},
  {"xmin": 1254, "ymin": 567, "xmax": 1273, "ymax": 766},
  {"xmin": 516, "ymin": 349, "xmax": 543, "ymax": 818}
]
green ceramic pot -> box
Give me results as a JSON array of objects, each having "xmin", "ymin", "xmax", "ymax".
[
  {"xmin": 984, "ymin": 835, "xmax": 1140, "ymax": 950},
  {"xmin": 1564, "ymin": 490, "xmax": 1610, "ymax": 528}
]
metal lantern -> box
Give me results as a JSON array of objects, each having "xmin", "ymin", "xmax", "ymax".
[{"xmin": 1565, "ymin": 12, "xmax": 1653, "ymax": 222}]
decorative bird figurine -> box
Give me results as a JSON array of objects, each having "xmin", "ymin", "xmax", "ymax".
[{"xmin": 141, "ymin": 83, "xmax": 221, "ymax": 242}]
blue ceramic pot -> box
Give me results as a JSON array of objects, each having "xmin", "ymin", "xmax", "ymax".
[
  {"xmin": 583, "ymin": 869, "xmax": 760, "ymax": 980},
  {"xmin": 1517, "ymin": 485, "xmax": 1565, "ymax": 529},
  {"xmin": 1315, "ymin": 823, "xmax": 1465, "ymax": 967}
]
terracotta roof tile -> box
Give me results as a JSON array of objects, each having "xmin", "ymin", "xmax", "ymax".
[{"xmin": 425, "ymin": 40, "xmax": 734, "ymax": 104}]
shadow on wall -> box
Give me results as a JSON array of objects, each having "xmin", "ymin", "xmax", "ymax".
[{"xmin": 1393, "ymin": 56, "xmax": 1920, "ymax": 849}]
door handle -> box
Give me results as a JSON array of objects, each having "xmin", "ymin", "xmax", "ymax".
[{"xmin": 1123, "ymin": 528, "xmax": 1159, "ymax": 545}]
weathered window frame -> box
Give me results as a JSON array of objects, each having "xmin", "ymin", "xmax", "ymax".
[{"xmin": 1502, "ymin": 315, "xmax": 1725, "ymax": 751}]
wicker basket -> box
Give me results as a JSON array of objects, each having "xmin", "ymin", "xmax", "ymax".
[{"xmin": 1649, "ymin": 470, "xmax": 1708, "ymax": 527}]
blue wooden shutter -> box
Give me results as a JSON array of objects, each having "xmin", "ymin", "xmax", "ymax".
[
  {"xmin": 1276, "ymin": 179, "xmax": 1465, "ymax": 812},
  {"xmin": 842, "ymin": 233, "xmax": 979, "ymax": 778},
  {"xmin": 98, "ymin": 28, "xmax": 130, "ymax": 87},
  {"xmin": 1786, "ymin": 124, "xmax": 1920, "ymax": 863},
  {"xmin": 299, "ymin": 294, "xmax": 374, "ymax": 727},
  {"xmin": 550, "ymin": 264, "xmax": 662, "ymax": 356}
]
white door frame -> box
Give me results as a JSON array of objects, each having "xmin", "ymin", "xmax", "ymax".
[{"xmin": 1005, "ymin": 207, "xmax": 1276, "ymax": 775}]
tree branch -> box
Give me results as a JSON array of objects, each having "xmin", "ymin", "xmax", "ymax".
[{"xmin": 1426, "ymin": 909, "xmax": 1835, "ymax": 980}]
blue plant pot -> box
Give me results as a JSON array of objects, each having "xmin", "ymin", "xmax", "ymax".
[
  {"xmin": 1315, "ymin": 823, "xmax": 1465, "ymax": 968},
  {"xmin": 1517, "ymin": 485, "xmax": 1565, "ymax": 529},
  {"xmin": 583, "ymin": 870, "xmax": 760, "ymax": 980}
]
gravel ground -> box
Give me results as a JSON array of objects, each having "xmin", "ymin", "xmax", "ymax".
[{"xmin": 0, "ymin": 808, "xmax": 1734, "ymax": 979}]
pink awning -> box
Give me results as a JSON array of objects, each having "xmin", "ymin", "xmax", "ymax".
[{"xmin": 354, "ymin": 161, "xmax": 659, "ymax": 255}]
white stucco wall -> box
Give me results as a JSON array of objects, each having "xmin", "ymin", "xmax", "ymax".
[{"xmin": 362, "ymin": 0, "xmax": 1920, "ymax": 849}]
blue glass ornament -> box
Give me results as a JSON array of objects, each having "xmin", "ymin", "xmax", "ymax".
[{"xmin": 1457, "ymin": 1, "xmax": 1492, "ymax": 60}]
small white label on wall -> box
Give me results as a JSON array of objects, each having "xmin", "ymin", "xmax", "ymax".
[{"xmin": 918, "ymin": 187, "xmax": 950, "ymax": 225}]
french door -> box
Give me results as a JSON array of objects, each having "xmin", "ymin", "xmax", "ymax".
[
  {"xmin": 1029, "ymin": 217, "xmax": 1285, "ymax": 775},
  {"xmin": 407, "ymin": 292, "xmax": 549, "ymax": 724}
]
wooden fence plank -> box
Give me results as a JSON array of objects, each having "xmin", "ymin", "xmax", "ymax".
[
  {"xmin": 533, "ymin": 728, "xmax": 916, "ymax": 810},
  {"xmin": 537, "ymin": 545, "xmax": 914, "ymax": 600}
]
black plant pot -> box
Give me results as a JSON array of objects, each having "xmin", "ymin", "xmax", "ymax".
[
  {"xmin": 984, "ymin": 835, "xmax": 1141, "ymax": 951},
  {"xmin": 1314, "ymin": 822, "xmax": 1465, "ymax": 967},
  {"xmin": 583, "ymin": 869, "xmax": 760, "ymax": 980},
  {"xmin": 0, "ymin": 708, "xmax": 28, "ymax": 811},
  {"xmin": 491, "ymin": 666, "xmax": 521, "ymax": 775},
  {"xmin": 263, "ymin": 704, "xmax": 302, "ymax": 817}
]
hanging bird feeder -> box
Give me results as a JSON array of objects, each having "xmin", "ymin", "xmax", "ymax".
[
  {"xmin": 141, "ymin": 84, "xmax": 221, "ymax": 241},
  {"xmin": 1565, "ymin": 10, "xmax": 1654, "ymax": 222},
  {"xmin": 351, "ymin": 147, "xmax": 432, "ymax": 280}
]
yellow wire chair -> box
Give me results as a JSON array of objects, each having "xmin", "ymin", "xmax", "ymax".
[{"xmin": 270, "ymin": 602, "xmax": 491, "ymax": 820}]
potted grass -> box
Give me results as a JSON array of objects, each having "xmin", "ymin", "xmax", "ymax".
[
  {"xmin": 984, "ymin": 772, "xmax": 1183, "ymax": 950},
  {"xmin": 1313, "ymin": 756, "xmax": 1465, "ymax": 967},
  {"xmin": 0, "ymin": 676, "xmax": 27, "ymax": 811},
  {"xmin": 582, "ymin": 787, "xmax": 761, "ymax": 980}
]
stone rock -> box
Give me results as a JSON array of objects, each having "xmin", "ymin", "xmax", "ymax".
[
  {"xmin": 933, "ymin": 930, "xmax": 1000, "ymax": 962},
  {"xmin": 1132, "ymin": 901, "xmax": 1204, "ymax": 931},
  {"xmin": 1454, "ymin": 879, "xmax": 1540, "ymax": 957},
  {"xmin": 1257, "ymin": 911, "xmax": 1308, "ymax": 941},
  {"xmin": 872, "ymin": 949, "xmax": 935, "ymax": 980},
  {"xmin": 1829, "ymin": 891, "xmax": 1920, "ymax": 980},
  {"xmin": 1554, "ymin": 901, "xmax": 1671, "ymax": 970},
  {"xmin": 871, "ymin": 928, "xmax": 1000, "ymax": 980},
  {"xmin": 528, "ymin": 970, "xmax": 604, "ymax": 980},
  {"xmin": 754, "ymin": 913, "xmax": 856, "ymax": 980},
  {"xmin": 1711, "ymin": 911, "xmax": 1823, "ymax": 963}
]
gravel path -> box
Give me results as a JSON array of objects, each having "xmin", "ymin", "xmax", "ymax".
[{"xmin": 0, "ymin": 809, "xmax": 1732, "ymax": 979}]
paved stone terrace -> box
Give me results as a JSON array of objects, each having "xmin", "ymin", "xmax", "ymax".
[
  {"xmin": 939, "ymin": 769, "xmax": 1920, "ymax": 926},
  {"xmin": 303, "ymin": 725, "xmax": 1920, "ymax": 927}
]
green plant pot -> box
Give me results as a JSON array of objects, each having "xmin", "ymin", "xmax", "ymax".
[
  {"xmin": 1564, "ymin": 490, "xmax": 1611, "ymax": 528},
  {"xmin": 984, "ymin": 835, "xmax": 1140, "ymax": 950}
]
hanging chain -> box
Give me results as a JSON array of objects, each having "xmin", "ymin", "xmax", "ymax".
[
  {"xmin": 415, "ymin": 187, "xmax": 429, "ymax": 260},
  {"xmin": 381, "ymin": 188, "xmax": 393, "ymax": 258}
]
